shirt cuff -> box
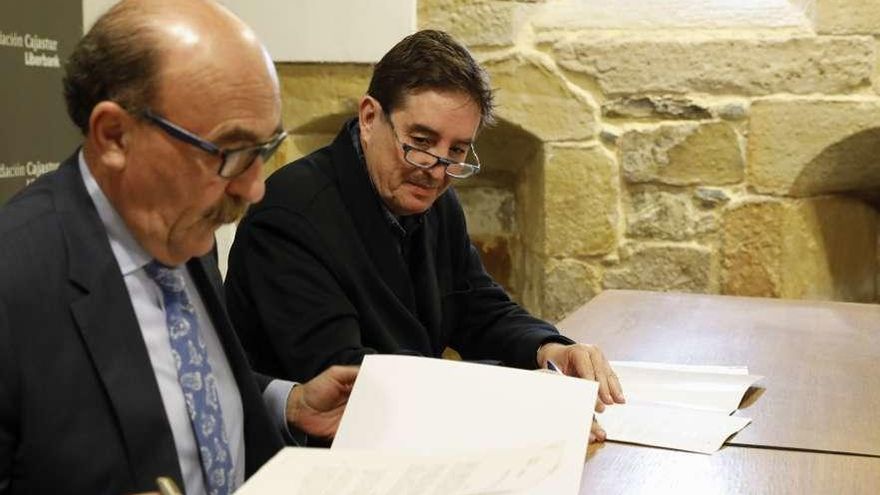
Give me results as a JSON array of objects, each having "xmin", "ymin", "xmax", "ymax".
[{"xmin": 262, "ymin": 379, "xmax": 307, "ymax": 446}]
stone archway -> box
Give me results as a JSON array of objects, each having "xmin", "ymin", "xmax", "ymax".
[
  {"xmin": 478, "ymin": 52, "xmax": 619, "ymax": 320},
  {"xmin": 720, "ymin": 98, "xmax": 880, "ymax": 302},
  {"xmin": 455, "ymin": 119, "xmax": 540, "ymax": 306}
]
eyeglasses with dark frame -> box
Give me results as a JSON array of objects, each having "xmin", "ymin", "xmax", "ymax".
[
  {"xmin": 386, "ymin": 116, "xmax": 481, "ymax": 179},
  {"xmin": 142, "ymin": 109, "xmax": 288, "ymax": 179}
]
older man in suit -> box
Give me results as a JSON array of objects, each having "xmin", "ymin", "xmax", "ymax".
[{"xmin": 0, "ymin": 1, "xmax": 356, "ymax": 494}]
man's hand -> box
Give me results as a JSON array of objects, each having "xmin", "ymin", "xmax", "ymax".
[
  {"xmin": 590, "ymin": 418, "xmax": 606, "ymax": 444},
  {"xmin": 537, "ymin": 343, "xmax": 621, "ymax": 443},
  {"xmin": 537, "ymin": 342, "xmax": 625, "ymax": 411},
  {"xmin": 286, "ymin": 365, "xmax": 359, "ymax": 439}
]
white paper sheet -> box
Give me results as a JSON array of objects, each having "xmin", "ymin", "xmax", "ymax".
[
  {"xmin": 598, "ymin": 403, "xmax": 752, "ymax": 454},
  {"xmin": 610, "ymin": 360, "xmax": 750, "ymax": 376},
  {"xmin": 236, "ymin": 443, "xmax": 566, "ymax": 495},
  {"xmin": 332, "ymin": 355, "xmax": 600, "ymax": 495},
  {"xmin": 597, "ymin": 361, "xmax": 763, "ymax": 454},
  {"xmin": 609, "ymin": 361, "xmax": 763, "ymax": 414}
]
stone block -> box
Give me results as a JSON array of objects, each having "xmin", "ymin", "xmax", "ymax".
[
  {"xmin": 515, "ymin": 143, "xmax": 546, "ymax": 257},
  {"xmin": 602, "ymin": 96, "xmax": 712, "ymax": 120},
  {"xmin": 471, "ymin": 235, "xmax": 514, "ymax": 294},
  {"xmin": 513, "ymin": 245, "xmax": 545, "ymax": 316},
  {"xmin": 748, "ymin": 97, "xmax": 880, "ymax": 196},
  {"xmin": 418, "ymin": 0, "xmax": 524, "ymax": 47},
  {"xmin": 620, "ymin": 122, "xmax": 744, "ymax": 186},
  {"xmin": 711, "ymin": 101, "xmax": 750, "ymax": 121},
  {"xmin": 599, "ymin": 126, "xmax": 621, "ymax": 145},
  {"xmin": 265, "ymin": 133, "xmax": 334, "ymax": 177},
  {"xmin": 604, "ymin": 244, "xmax": 714, "ymax": 293},
  {"xmin": 812, "ymin": 0, "xmax": 880, "ymax": 35},
  {"xmin": 875, "ymin": 36, "xmax": 880, "ymax": 95},
  {"xmin": 694, "ymin": 187, "xmax": 732, "ymax": 208},
  {"xmin": 626, "ymin": 188, "xmax": 700, "ymax": 241},
  {"xmin": 484, "ymin": 54, "xmax": 598, "ymax": 141},
  {"xmin": 719, "ymin": 200, "xmax": 784, "ymax": 297},
  {"xmin": 721, "ymin": 197, "xmax": 876, "ymax": 301},
  {"xmin": 544, "ymin": 143, "xmax": 619, "ymax": 257},
  {"xmin": 476, "ymin": 120, "xmax": 543, "ymax": 175},
  {"xmin": 693, "ymin": 213, "xmax": 719, "ymax": 237},
  {"xmin": 278, "ymin": 63, "xmax": 372, "ymax": 132},
  {"xmin": 543, "ymin": 258, "xmax": 601, "ymax": 323},
  {"xmin": 553, "ymin": 36, "xmax": 874, "ymax": 96},
  {"xmin": 534, "ymin": 0, "xmax": 810, "ymax": 33},
  {"xmin": 602, "ymin": 96, "xmax": 750, "ymax": 122},
  {"xmin": 457, "ymin": 186, "xmax": 516, "ymax": 234}
]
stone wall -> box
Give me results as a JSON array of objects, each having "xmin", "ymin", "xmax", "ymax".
[{"xmin": 270, "ymin": 0, "xmax": 880, "ymax": 323}]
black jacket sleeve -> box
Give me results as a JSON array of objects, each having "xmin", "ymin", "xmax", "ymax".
[{"xmin": 441, "ymin": 194, "xmax": 574, "ymax": 369}]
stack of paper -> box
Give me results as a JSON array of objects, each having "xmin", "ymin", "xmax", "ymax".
[
  {"xmin": 332, "ymin": 355, "xmax": 600, "ymax": 495},
  {"xmin": 597, "ymin": 361, "xmax": 763, "ymax": 454},
  {"xmin": 237, "ymin": 442, "xmax": 565, "ymax": 495}
]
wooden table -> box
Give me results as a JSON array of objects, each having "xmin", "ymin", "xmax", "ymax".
[
  {"xmin": 556, "ymin": 290, "xmax": 880, "ymax": 493},
  {"xmin": 580, "ymin": 443, "xmax": 880, "ymax": 494},
  {"xmin": 558, "ymin": 289, "xmax": 880, "ymax": 457}
]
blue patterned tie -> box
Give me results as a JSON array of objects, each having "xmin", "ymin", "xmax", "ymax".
[{"xmin": 144, "ymin": 261, "xmax": 234, "ymax": 495}]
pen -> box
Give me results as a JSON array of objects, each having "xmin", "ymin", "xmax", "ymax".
[
  {"xmin": 156, "ymin": 477, "xmax": 183, "ymax": 495},
  {"xmin": 546, "ymin": 359, "xmax": 563, "ymax": 374}
]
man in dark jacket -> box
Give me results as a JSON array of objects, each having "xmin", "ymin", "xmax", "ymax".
[{"xmin": 226, "ymin": 30, "xmax": 624, "ymax": 441}]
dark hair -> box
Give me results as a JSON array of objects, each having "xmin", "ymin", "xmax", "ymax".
[
  {"xmin": 368, "ymin": 29, "xmax": 495, "ymax": 127},
  {"xmin": 63, "ymin": 2, "xmax": 161, "ymax": 134}
]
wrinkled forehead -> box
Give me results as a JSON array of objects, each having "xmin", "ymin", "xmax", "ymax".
[
  {"xmin": 152, "ymin": 36, "xmax": 282, "ymax": 133},
  {"xmin": 394, "ymin": 89, "xmax": 482, "ymax": 140}
]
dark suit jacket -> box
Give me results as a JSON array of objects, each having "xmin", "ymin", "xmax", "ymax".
[
  {"xmin": 225, "ymin": 122, "xmax": 572, "ymax": 383},
  {"xmin": 0, "ymin": 154, "xmax": 282, "ymax": 494}
]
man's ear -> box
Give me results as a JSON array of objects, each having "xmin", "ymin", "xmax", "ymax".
[
  {"xmin": 358, "ymin": 95, "xmax": 381, "ymax": 143},
  {"xmin": 87, "ymin": 101, "xmax": 135, "ymax": 171}
]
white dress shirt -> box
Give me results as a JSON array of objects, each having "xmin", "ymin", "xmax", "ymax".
[{"xmin": 79, "ymin": 153, "xmax": 291, "ymax": 494}]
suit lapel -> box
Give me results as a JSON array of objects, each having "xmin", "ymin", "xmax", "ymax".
[{"xmin": 57, "ymin": 157, "xmax": 182, "ymax": 488}]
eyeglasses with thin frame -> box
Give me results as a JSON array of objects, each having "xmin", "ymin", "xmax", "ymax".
[
  {"xmin": 142, "ymin": 109, "xmax": 288, "ymax": 179},
  {"xmin": 386, "ymin": 116, "xmax": 481, "ymax": 179}
]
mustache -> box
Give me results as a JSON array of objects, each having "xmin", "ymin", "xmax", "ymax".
[
  {"xmin": 408, "ymin": 171, "xmax": 443, "ymax": 188},
  {"xmin": 206, "ymin": 195, "xmax": 249, "ymax": 225}
]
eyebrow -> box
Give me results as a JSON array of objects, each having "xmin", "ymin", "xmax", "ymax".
[
  {"xmin": 408, "ymin": 123, "xmax": 474, "ymax": 147},
  {"xmin": 213, "ymin": 123, "xmax": 284, "ymax": 147}
]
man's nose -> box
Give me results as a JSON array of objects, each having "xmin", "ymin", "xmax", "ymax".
[
  {"xmin": 426, "ymin": 160, "xmax": 448, "ymax": 181},
  {"xmin": 226, "ymin": 159, "xmax": 266, "ymax": 204}
]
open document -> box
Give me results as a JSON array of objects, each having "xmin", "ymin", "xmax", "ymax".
[
  {"xmin": 237, "ymin": 442, "xmax": 565, "ymax": 495},
  {"xmin": 332, "ymin": 355, "xmax": 600, "ymax": 495},
  {"xmin": 597, "ymin": 361, "xmax": 763, "ymax": 454}
]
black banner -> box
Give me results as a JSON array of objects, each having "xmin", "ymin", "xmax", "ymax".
[{"xmin": 1, "ymin": 0, "xmax": 82, "ymax": 204}]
